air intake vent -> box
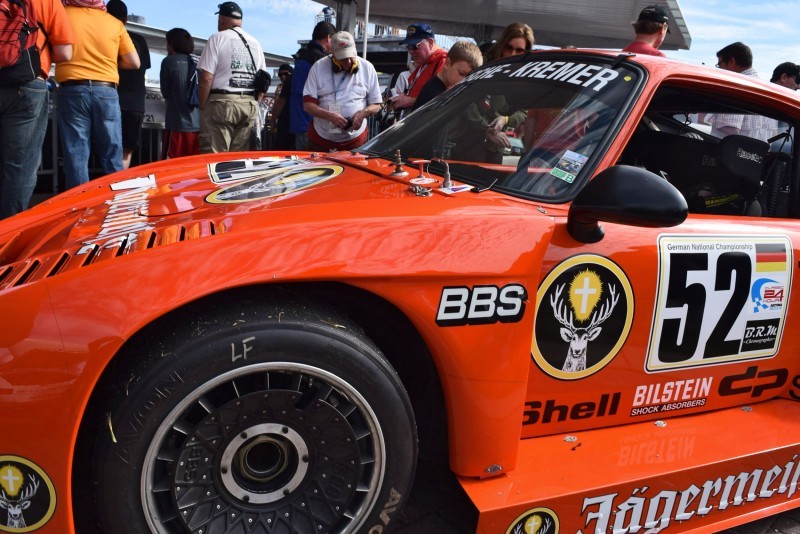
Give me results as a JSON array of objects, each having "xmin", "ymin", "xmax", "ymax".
[{"xmin": 0, "ymin": 219, "xmax": 221, "ymax": 291}]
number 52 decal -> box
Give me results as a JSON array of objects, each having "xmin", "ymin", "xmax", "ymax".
[{"xmin": 647, "ymin": 235, "xmax": 792, "ymax": 372}]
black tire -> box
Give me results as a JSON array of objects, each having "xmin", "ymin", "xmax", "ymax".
[{"xmin": 90, "ymin": 297, "xmax": 417, "ymax": 533}]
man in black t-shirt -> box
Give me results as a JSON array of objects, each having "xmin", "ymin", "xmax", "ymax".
[
  {"xmin": 269, "ymin": 64, "xmax": 295, "ymax": 150},
  {"xmin": 107, "ymin": 0, "xmax": 151, "ymax": 169}
]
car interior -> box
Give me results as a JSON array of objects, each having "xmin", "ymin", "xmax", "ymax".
[{"xmin": 618, "ymin": 85, "xmax": 798, "ymax": 218}]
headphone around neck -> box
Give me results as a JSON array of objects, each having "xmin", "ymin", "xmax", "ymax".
[{"xmin": 331, "ymin": 56, "xmax": 359, "ymax": 74}]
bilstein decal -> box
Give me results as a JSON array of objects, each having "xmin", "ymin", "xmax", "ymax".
[
  {"xmin": 630, "ymin": 377, "xmax": 712, "ymax": 417},
  {"xmin": 0, "ymin": 456, "xmax": 56, "ymax": 532},
  {"xmin": 206, "ymin": 165, "xmax": 343, "ymax": 204},
  {"xmin": 506, "ymin": 507, "xmax": 559, "ymax": 534},
  {"xmin": 532, "ymin": 255, "xmax": 633, "ymax": 380}
]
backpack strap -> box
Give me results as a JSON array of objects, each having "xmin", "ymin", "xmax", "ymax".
[{"xmin": 230, "ymin": 28, "xmax": 258, "ymax": 78}]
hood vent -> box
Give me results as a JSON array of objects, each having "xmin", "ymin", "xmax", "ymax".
[{"xmin": 0, "ymin": 219, "xmax": 220, "ymax": 291}]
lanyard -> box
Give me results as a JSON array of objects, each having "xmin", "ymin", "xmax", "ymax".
[{"xmin": 332, "ymin": 70, "xmax": 348, "ymax": 101}]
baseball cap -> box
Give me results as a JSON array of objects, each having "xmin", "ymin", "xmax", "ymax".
[
  {"xmin": 331, "ymin": 31, "xmax": 356, "ymax": 60},
  {"xmin": 400, "ymin": 23, "xmax": 435, "ymax": 46},
  {"xmin": 637, "ymin": 5, "xmax": 670, "ymax": 32},
  {"xmin": 215, "ymin": 2, "xmax": 242, "ymax": 19}
]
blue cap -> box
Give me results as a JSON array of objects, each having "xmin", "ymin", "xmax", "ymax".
[{"xmin": 400, "ymin": 23, "xmax": 435, "ymax": 46}]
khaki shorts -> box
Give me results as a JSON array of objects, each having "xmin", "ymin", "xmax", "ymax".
[{"xmin": 199, "ymin": 93, "xmax": 258, "ymax": 153}]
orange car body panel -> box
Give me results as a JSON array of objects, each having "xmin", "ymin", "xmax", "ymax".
[{"xmin": 2, "ymin": 51, "xmax": 800, "ymax": 532}]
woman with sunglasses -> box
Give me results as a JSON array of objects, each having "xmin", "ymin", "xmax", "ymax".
[
  {"xmin": 487, "ymin": 22, "xmax": 534, "ymax": 62},
  {"xmin": 451, "ymin": 22, "xmax": 534, "ymax": 164}
]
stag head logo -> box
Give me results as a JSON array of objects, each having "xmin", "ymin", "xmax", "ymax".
[
  {"xmin": 532, "ymin": 256, "xmax": 633, "ymax": 380},
  {"xmin": 507, "ymin": 507, "xmax": 559, "ymax": 534},
  {"xmin": 550, "ymin": 277, "xmax": 619, "ymax": 373},
  {"xmin": 0, "ymin": 470, "xmax": 39, "ymax": 529}
]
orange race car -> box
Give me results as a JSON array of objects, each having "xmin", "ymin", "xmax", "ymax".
[{"xmin": 2, "ymin": 49, "xmax": 800, "ymax": 534}]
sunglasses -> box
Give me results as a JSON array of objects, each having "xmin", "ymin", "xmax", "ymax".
[
  {"xmin": 279, "ymin": 72, "xmax": 290, "ymax": 78},
  {"xmin": 504, "ymin": 44, "xmax": 528, "ymax": 54}
]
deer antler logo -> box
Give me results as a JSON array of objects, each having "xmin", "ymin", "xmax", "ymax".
[
  {"xmin": 550, "ymin": 280, "xmax": 619, "ymax": 373},
  {"xmin": 533, "ymin": 256, "xmax": 633, "ymax": 380},
  {"xmin": 0, "ymin": 473, "xmax": 39, "ymax": 528}
]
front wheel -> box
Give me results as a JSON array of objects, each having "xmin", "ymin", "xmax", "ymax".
[{"xmin": 89, "ymin": 298, "xmax": 417, "ymax": 533}]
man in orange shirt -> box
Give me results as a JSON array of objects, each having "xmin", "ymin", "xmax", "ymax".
[
  {"xmin": 55, "ymin": 0, "xmax": 139, "ymax": 189},
  {"xmin": 0, "ymin": 0, "xmax": 74, "ymax": 219},
  {"xmin": 388, "ymin": 23, "xmax": 447, "ymax": 113}
]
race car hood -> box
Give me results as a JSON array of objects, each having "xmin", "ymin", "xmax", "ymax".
[{"xmin": 0, "ymin": 152, "xmax": 551, "ymax": 291}]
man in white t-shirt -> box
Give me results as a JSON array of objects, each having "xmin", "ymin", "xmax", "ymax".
[
  {"xmin": 303, "ymin": 31, "xmax": 382, "ymax": 151},
  {"xmin": 197, "ymin": 1, "xmax": 267, "ymax": 153}
]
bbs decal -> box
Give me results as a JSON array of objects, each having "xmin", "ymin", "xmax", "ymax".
[
  {"xmin": 533, "ymin": 255, "xmax": 634, "ymax": 380},
  {"xmin": 647, "ymin": 235, "xmax": 792, "ymax": 372},
  {"xmin": 436, "ymin": 284, "xmax": 527, "ymax": 326}
]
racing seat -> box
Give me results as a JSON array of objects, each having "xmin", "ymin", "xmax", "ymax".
[{"xmin": 621, "ymin": 130, "xmax": 768, "ymax": 215}]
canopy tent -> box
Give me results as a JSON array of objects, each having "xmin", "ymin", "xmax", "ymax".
[{"xmin": 322, "ymin": 0, "xmax": 691, "ymax": 51}]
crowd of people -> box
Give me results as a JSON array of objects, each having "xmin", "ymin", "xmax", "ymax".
[{"xmin": 1, "ymin": 2, "xmax": 799, "ymax": 220}]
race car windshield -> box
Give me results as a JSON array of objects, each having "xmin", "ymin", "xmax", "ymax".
[{"xmin": 362, "ymin": 56, "xmax": 640, "ymax": 202}]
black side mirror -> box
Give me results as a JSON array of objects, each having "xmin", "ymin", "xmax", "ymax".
[{"xmin": 568, "ymin": 165, "xmax": 688, "ymax": 243}]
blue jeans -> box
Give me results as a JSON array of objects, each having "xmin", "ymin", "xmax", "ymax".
[
  {"xmin": 57, "ymin": 84, "xmax": 123, "ymax": 189},
  {"xmin": 0, "ymin": 78, "xmax": 48, "ymax": 219}
]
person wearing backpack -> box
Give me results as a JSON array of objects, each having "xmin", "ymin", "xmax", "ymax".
[
  {"xmin": 107, "ymin": 0, "xmax": 151, "ymax": 170},
  {"xmin": 0, "ymin": 0, "xmax": 74, "ymax": 219},
  {"xmin": 159, "ymin": 27, "xmax": 199, "ymax": 159},
  {"xmin": 55, "ymin": 0, "xmax": 140, "ymax": 189},
  {"xmin": 197, "ymin": 1, "xmax": 267, "ymax": 153}
]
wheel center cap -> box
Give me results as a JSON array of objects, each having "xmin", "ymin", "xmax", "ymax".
[{"xmin": 220, "ymin": 423, "xmax": 309, "ymax": 504}]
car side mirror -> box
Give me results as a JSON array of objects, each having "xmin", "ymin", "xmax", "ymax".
[{"xmin": 568, "ymin": 165, "xmax": 688, "ymax": 243}]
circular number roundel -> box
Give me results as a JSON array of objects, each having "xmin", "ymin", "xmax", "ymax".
[{"xmin": 532, "ymin": 254, "xmax": 634, "ymax": 380}]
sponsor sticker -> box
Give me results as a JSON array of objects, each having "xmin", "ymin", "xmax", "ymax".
[
  {"xmin": 409, "ymin": 177, "xmax": 437, "ymax": 185},
  {"xmin": 647, "ymin": 236, "xmax": 792, "ymax": 372},
  {"xmin": 532, "ymin": 255, "xmax": 634, "ymax": 380},
  {"xmin": 439, "ymin": 184, "xmax": 474, "ymax": 194},
  {"xmin": 630, "ymin": 377, "xmax": 712, "ymax": 417},
  {"xmin": 466, "ymin": 60, "xmax": 621, "ymax": 95},
  {"xmin": 718, "ymin": 366, "xmax": 788, "ymax": 398},
  {"xmin": 206, "ymin": 165, "xmax": 344, "ymax": 204},
  {"xmin": 436, "ymin": 284, "xmax": 527, "ymax": 326},
  {"xmin": 523, "ymin": 392, "xmax": 620, "ymax": 425},
  {"xmin": 580, "ymin": 451, "xmax": 800, "ymax": 533},
  {"xmin": 506, "ymin": 507, "xmax": 559, "ymax": 534},
  {"xmin": 207, "ymin": 156, "xmax": 304, "ymax": 184},
  {"xmin": 0, "ymin": 456, "xmax": 56, "ymax": 532},
  {"xmin": 549, "ymin": 150, "xmax": 588, "ymax": 184},
  {"xmin": 77, "ymin": 186, "xmax": 154, "ymax": 254}
]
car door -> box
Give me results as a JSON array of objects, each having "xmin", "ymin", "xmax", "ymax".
[{"xmin": 522, "ymin": 76, "xmax": 800, "ymax": 439}]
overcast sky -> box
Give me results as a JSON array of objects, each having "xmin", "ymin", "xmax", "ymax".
[{"xmin": 129, "ymin": 0, "xmax": 800, "ymax": 81}]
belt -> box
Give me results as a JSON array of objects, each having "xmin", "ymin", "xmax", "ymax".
[
  {"xmin": 210, "ymin": 89, "xmax": 252, "ymax": 95},
  {"xmin": 60, "ymin": 80, "xmax": 117, "ymax": 88}
]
